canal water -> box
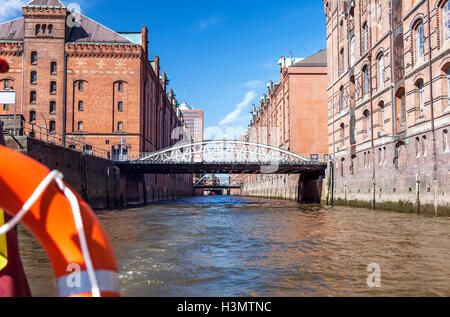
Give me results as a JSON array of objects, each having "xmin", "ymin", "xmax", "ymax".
[{"xmin": 18, "ymin": 196, "xmax": 450, "ymax": 297}]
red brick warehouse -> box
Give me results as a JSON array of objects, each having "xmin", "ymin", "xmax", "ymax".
[{"xmin": 0, "ymin": 0, "xmax": 193, "ymax": 203}]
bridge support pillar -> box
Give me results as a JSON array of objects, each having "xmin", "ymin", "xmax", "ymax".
[{"xmin": 298, "ymin": 172, "xmax": 324, "ymax": 204}]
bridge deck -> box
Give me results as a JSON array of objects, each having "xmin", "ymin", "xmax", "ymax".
[{"xmin": 115, "ymin": 162, "xmax": 327, "ymax": 175}]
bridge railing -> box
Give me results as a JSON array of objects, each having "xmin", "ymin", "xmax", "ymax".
[{"xmin": 22, "ymin": 123, "xmax": 110, "ymax": 160}]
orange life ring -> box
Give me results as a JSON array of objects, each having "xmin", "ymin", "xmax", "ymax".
[{"xmin": 0, "ymin": 144, "xmax": 120, "ymax": 297}]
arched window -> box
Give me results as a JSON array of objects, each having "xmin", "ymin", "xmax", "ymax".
[
  {"xmin": 363, "ymin": 22, "xmax": 369, "ymax": 52},
  {"xmin": 417, "ymin": 80, "xmax": 425, "ymax": 117},
  {"xmin": 443, "ymin": 129, "xmax": 449, "ymax": 153},
  {"xmin": 446, "ymin": 67, "xmax": 450, "ymax": 107},
  {"xmin": 340, "ymin": 123, "xmax": 345, "ymax": 149},
  {"xmin": 422, "ymin": 135, "xmax": 427, "ymax": 157},
  {"xmin": 363, "ymin": 65, "xmax": 370, "ymax": 95},
  {"xmin": 340, "ymin": 86, "xmax": 345, "ymax": 112},
  {"xmin": 375, "ymin": 0, "xmax": 382, "ymax": 40},
  {"xmin": 378, "ymin": 54, "xmax": 385, "ymax": 86},
  {"xmin": 48, "ymin": 25, "xmax": 53, "ymax": 35},
  {"xmin": 395, "ymin": 141, "xmax": 406, "ymax": 169},
  {"xmin": 443, "ymin": 1, "xmax": 450, "ymax": 43},
  {"xmin": 42, "ymin": 24, "xmax": 47, "ymax": 34},
  {"xmin": 340, "ymin": 48, "xmax": 345, "ymax": 74},
  {"xmin": 364, "ymin": 109, "xmax": 371, "ymax": 138},
  {"xmin": 415, "ymin": 137, "xmax": 421, "ymax": 158},
  {"xmin": 415, "ymin": 23, "xmax": 424, "ymax": 63},
  {"xmin": 350, "ymin": 36, "xmax": 355, "ymax": 67},
  {"xmin": 35, "ymin": 24, "xmax": 40, "ymax": 36},
  {"xmin": 378, "ymin": 101, "xmax": 385, "ymax": 131}
]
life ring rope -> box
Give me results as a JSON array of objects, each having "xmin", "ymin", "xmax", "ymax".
[{"xmin": 0, "ymin": 170, "xmax": 101, "ymax": 297}]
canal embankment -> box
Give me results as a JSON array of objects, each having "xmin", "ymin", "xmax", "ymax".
[{"xmin": 3, "ymin": 135, "xmax": 193, "ymax": 209}]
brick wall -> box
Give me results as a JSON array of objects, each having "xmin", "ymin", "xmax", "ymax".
[{"xmin": 323, "ymin": 0, "xmax": 450, "ymax": 215}]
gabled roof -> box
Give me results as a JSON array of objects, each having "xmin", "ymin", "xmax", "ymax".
[
  {"xmin": 0, "ymin": 13, "xmax": 135, "ymax": 44},
  {"xmin": 0, "ymin": 18, "xmax": 24, "ymax": 41},
  {"xmin": 66, "ymin": 14, "xmax": 134, "ymax": 44},
  {"xmin": 292, "ymin": 49, "xmax": 327, "ymax": 67},
  {"xmin": 25, "ymin": 0, "xmax": 65, "ymax": 6}
]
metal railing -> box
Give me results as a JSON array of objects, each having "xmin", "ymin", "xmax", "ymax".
[{"xmin": 21, "ymin": 122, "xmax": 110, "ymax": 160}]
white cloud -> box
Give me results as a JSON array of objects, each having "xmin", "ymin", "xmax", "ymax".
[
  {"xmin": 219, "ymin": 91, "xmax": 257, "ymax": 126},
  {"xmin": 195, "ymin": 15, "xmax": 221, "ymax": 31},
  {"xmin": 0, "ymin": 0, "xmax": 27, "ymax": 22},
  {"xmin": 242, "ymin": 80, "xmax": 264, "ymax": 88}
]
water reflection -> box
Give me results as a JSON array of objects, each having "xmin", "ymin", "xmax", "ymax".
[{"xmin": 17, "ymin": 196, "xmax": 450, "ymax": 297}]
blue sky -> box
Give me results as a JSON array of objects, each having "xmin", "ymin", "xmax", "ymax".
[{"xmin": 1, "ymin": 0, "xmax": 326, "ymax": 139}]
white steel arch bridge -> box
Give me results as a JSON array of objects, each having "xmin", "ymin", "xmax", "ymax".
[{"xmin": 116, "ymin": 140, "xmax": 326, "ymax": 175}]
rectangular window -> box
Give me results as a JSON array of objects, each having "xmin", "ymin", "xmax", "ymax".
[
  {"xmin": 30, "ymin": 71, "xmax": 37, "ymax": 84},
  {"xmin": 31, "ymin": 52, "xmax": 37, "ymax": 64},
  {"xmin": 50, "ymin": 101, "xmax": 56, "ymax": 114},
  {"xmin": 30, "ymin": 91, "xmax": 36, "ymax": 104},
  {"xmin": 78, "ymin": 81, "xmax": 84, "ymax": 91},
  {"xmin": 49, "ymin": 121, "xmax": 56, "ymax": 133},
  {"xmin": 50, "ymin": 81, "xmax": 56, "ymax": 94},
  {"xmin": 30, "ymin": 111, "xmax": 36, "ymax": 123},
  {"xmin": 118, "ymin": 101, "xmax": 123, "ymax": 112},
  {"xmin": 51, "ymin": 62, "xmax": 57, "ymax": 74},
  {"xmin": 3, "ymin": 104, "xmax": 9, "ymax": 110},
  {"xmin": 117, "ymin": 122, "xmax": 123, "ymax": 131},
  {"xmin": 78, "ymin": 101, "xmax": 84, "ymax": 111},
  {"xmin": 4, "ymin": 80, "xmax": 10, "ymax": 90},
  {"xmin": 118, "ymin": 82, "xmax": 124, "ymax": 92}
]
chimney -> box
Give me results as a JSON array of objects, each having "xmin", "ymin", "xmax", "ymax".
[
  {"xmin": 162, "ymin": 71, "xmax": 166, "ymax": 92},
  {"xmin": 141, "ymin": 26, "xmax": 149, "ymax": 54},
  {"xmin": 169, "ymin": 88, "xmax": 173, "ymax": 103},
  {"xmin": 154, "ymin": 56, "xmax": 160, "ymax": 78}
]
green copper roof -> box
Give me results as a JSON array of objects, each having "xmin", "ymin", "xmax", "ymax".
[{"xmin": 118, "ymin": 32, "xmax": 142, "ymax": 45}]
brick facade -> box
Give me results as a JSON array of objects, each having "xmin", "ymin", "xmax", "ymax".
[
  {"xmin": 323, "ymin": 0, "xmax": 450, "ymax": 214},
  {"xmin": 237, "ymin": 51, "xmax": 329, "ymax": 200}
]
